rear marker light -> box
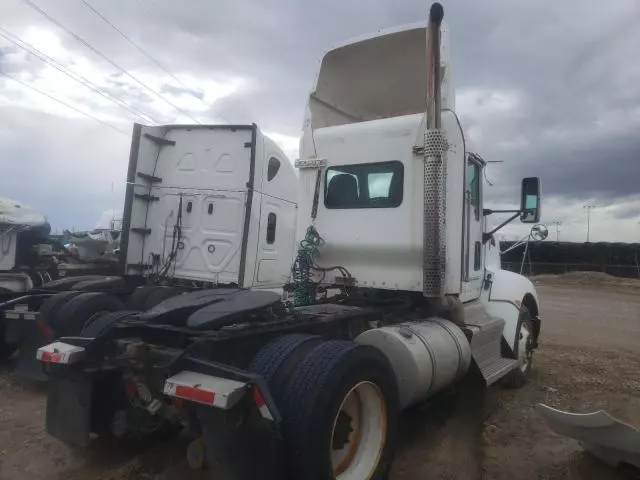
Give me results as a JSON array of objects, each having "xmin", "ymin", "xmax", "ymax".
[
  {"xmin": 40, "ymin": 351, "xmax": 62, "ymax": 363},
  {"xmin": 36, "ymin": 341, "xmax": 85, "ymax": 364},
  {"xmin": 36, "ymin": 319, "xmax": 53, "ymax": 343},
  {"xmin": 164, "ymin": 371, "xmax": 248, "ymax": 410},
  {"xmin": 253, "ymin": 387, "xmax": 274, "ymax": 421},
  {"xmin": 124, "ymin": 379, "xmax": 138, "ymax": 398},
  {"xmin": 174, "ymin": 385, "xmax": 215, "ymax": 405}
]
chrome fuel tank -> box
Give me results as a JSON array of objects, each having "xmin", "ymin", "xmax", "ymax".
[{"xmin": 356, "ymin": 318, "xmax": 471, "ymax": 409}]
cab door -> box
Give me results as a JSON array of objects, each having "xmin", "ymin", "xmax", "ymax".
[{"xmin": 461, "ymin": 155, "xmax": 484, "ymax": 301}]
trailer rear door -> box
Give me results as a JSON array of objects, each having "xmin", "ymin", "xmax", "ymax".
[{"xmin": 121, "ymin": 124, "xmax": 257, "ymax": 285}]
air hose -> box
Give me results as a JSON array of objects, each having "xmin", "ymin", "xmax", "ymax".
[{"xmin": 291, "ymin": 226, "xmax": 324, "ymax": 306}]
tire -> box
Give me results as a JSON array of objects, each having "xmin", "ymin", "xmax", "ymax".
[
  {"xmin": 127, "ymin": 286, "xmax": 159, "ymax": 310},
  {"xmin": 53, "ymin": 292, "xmax": 126, "ymax": 336},
  {"xmin": 279, "ymin": 340, "xmax": 399, "ymax": 480},
  {"xmin": 127, "ymin": 286, "xmax": 182, "ymax": 311},
  {"xmin": 248, "ymin": 334, "xmax": 323, "ymax": 401},
  {"xmin": 38, "ymin": 290, "xmax": 84, "ymax": 327},
  {"xmin": 144, "ymin": 287, "xmax": 183, "ymax": 310},
  {"xmin": 503, "ymin": 309, "xmax": 535, "ymax": 388},
  {"xmin": 80, "ymin": 310, "xmax": 139, "ymax": 337}
]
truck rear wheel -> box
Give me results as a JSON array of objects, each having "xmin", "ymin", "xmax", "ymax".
[
  {"xmin": 38, "ymin": 291, "xmax": 82, "ymax": 327},
  {"xmin": 54, "ymin": 292, "xmax": 125, "ymax": 336},
  {"xmin": 38, "ymin": 291, "xmax": 84, "ymax": 327},
  {"xmin": 248, "ymin": 334, "xmax": 322, "ymax": 398},
  {"xmin": 127, "ymin": 286, "xmax": 160, "ymax": 310},
  {"xmin": 128, "ymin": 286, "xmax": 183, "ymax": 311},
  {"xmin": 279, "ymin": 340, "xmax": 398, "ymax": 480},
  {"xmin": 80, "ymin": 310, "xmax": 139, "ymax": 337},
  {"xmin": 144, "ymin": 287, "xmax": 183, "ymax": 310}
]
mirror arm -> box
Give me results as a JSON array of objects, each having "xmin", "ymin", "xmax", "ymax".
[
  {"xmin": 483, "ymin": 208, "xmax": 521, "ymax": 216},
  {"xmin": 482, "ymin": 211, "xmax": 521, "ymax": 244}
]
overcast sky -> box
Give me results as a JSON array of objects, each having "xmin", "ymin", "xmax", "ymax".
[{"xmin": 1, "ymin": 0, "xmax": 639, "ymax": 242}]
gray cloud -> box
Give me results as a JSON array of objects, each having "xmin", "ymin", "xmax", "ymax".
[
  {"xmin": 2, "ymin": 0, "xmax": 640, "ymax": 234},
  {"xmin": 610, "ymin": 202, "xmax": 640, "ymax": 220},
  {"xmin": 159, "ymin": 83, "xmax": 203, "ymax": 100},
  {"xmin": 0, "ymin": 106, "xmax": 129, "ymax": 230}
]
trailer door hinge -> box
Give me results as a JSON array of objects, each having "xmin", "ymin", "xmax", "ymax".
[
  {"xmin": 137, "ymin": 172, "xmax": 163, "ymax": 183},
  {"xmin": 144, "ymin": 133, "xmax": 176, "ymax": 146},
  {"xmin": 134, "ymin": 193, "xmax": 160, "ymax": 202},
  {"xmin": 130, "ymin": 227, "xmax": 151, "ymax": 235}
]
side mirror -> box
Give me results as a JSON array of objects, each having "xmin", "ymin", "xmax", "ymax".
[
  {"xmin": 530, "ymin": 224, "xmax": 548, "ymax": 241},
  {"xmin": 520, "ymin": 177, "xmax": 541, "ymax": 223}
]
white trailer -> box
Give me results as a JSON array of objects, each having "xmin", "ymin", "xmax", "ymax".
[{"xmin": 36, "ymin": 4, "xmax": 543, "ymax": 480}]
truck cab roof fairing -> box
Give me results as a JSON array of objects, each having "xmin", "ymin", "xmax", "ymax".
[{"xmin": 309, "ymin": 23, "xmax": 453, "ymax": 129}]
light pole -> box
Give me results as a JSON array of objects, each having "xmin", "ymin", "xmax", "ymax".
[
  {"xmin": 583, "ymin": 205, "xmax": 596, "ymax": 242},
  {"xmin": 550, "ymin": 220, "xmax": 562, "ymax": 241}
]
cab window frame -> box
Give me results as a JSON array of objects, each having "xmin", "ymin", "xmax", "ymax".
[{"xmin": 324, "ymin": 160, "xmax": 404, "ymax": 209}]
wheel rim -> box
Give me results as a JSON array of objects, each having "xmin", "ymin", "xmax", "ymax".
[
  {"xmin": 518, "ymin": 323, "xmax": 533, "ymax": 372},
  {"xmin": 330, "ymin": 381, "xmax": 387, "ymax": 480}
]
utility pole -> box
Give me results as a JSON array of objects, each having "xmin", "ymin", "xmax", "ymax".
[
  {"xmin": 583, "ymin": 205, "xmax": 596, "ymax": 242},
  {"xmin": 550, "ymin": 220, "xmax": 562, "ymax": 241}
]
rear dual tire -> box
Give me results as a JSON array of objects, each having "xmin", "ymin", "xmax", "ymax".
[
  {"xmin": 52, "ymin": 292, "xmax": 126, "ymax": 336},
  {"xmin": 127, "ymin": 286, "xmax": 183, "ymax": 311},
  {"xmin": 249, "ymin": 336, "xmax": 398, "ymax": 480}
]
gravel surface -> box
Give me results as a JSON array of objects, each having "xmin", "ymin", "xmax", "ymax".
[{"xmin": 0, "ymin": 279, "xmax": 638, "ymax": 479}]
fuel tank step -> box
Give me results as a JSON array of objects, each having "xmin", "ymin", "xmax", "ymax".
[
  {"xmin": 478, "ymin": 357, "xmax": 519, "ymax": 385},
  {"xmin": 464, "ymin": 308, "xmax": 518, "ymax": 385}
]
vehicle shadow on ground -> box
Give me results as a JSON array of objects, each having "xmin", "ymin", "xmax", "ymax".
[{"xmin": 391, "ymin": 379, "xmax": 488, "ymax": 480}]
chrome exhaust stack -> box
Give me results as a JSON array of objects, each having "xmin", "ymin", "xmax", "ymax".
[{"xmin": 422, "ymin": 3, "xmax": 448, "ymax": 298}]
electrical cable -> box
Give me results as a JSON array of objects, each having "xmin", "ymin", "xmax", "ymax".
[
  {"xmin": 159, "ymin": 194, "xmax": 183, "ymax": 278},
  {"xmin": 0, "ymin": 28, "xmax": 159, "ymax": 125},
  {"xmin": 290, "ymin": 226, "xmax": 351, "ymax": 306},
  {"xmin": 77, "ymin": 0, "xmax": 229, "ymax": 123},
  {"xmin": 0, "ymin": 69, "xmax": 130, "ymax": 136},
  {"xmin": 20, "ymin": 0, "xmax": 203, "ymax": 124},
  {"xmin": 290, "ymin": 226, "xmax": 323, "ymax": 306}
]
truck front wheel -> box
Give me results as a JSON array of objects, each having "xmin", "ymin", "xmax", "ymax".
[
  {"xmin": 503, "ymin": 310, "xmax": 535, "ymax": 388},
  {"xmin": 280, "ymin": 341, "xmax": 399, "ymax": 480}
]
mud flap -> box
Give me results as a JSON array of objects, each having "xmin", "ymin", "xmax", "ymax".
[
  {"xmin": 197, "ymin": 404, "xmax": 284, "ymax": 479},
  {"xmin": 46, "ymin": 376, "xmax": 92, "ymax": 447},
  {"xmin": 537, "ymin": 404, "xmax": 640, "ymax": 469},
  {"xmin": 5, "ymin": 315, "xmax": 48, "ymax": 381}
]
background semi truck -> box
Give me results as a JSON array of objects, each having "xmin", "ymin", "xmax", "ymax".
[
  {"xmin": 20, "ymin": 3, "xmax": 541, "ymax": 479},
  {"xmin": 0, "ymin": 125, "xmax": 295, "ymax": 377}
]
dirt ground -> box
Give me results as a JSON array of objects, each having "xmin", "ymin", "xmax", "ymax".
[{"xmin": 1, "ymin": 277, "xmax": 639, "ymax": 480}]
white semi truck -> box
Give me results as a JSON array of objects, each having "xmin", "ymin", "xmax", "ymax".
[
  {"xmin": 0, "ymin": 197, "xmax": 54, "ymax": 293},
  {"xmin": 27, "ymin": 3, "xmax": 541, "ymax": 479}
]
